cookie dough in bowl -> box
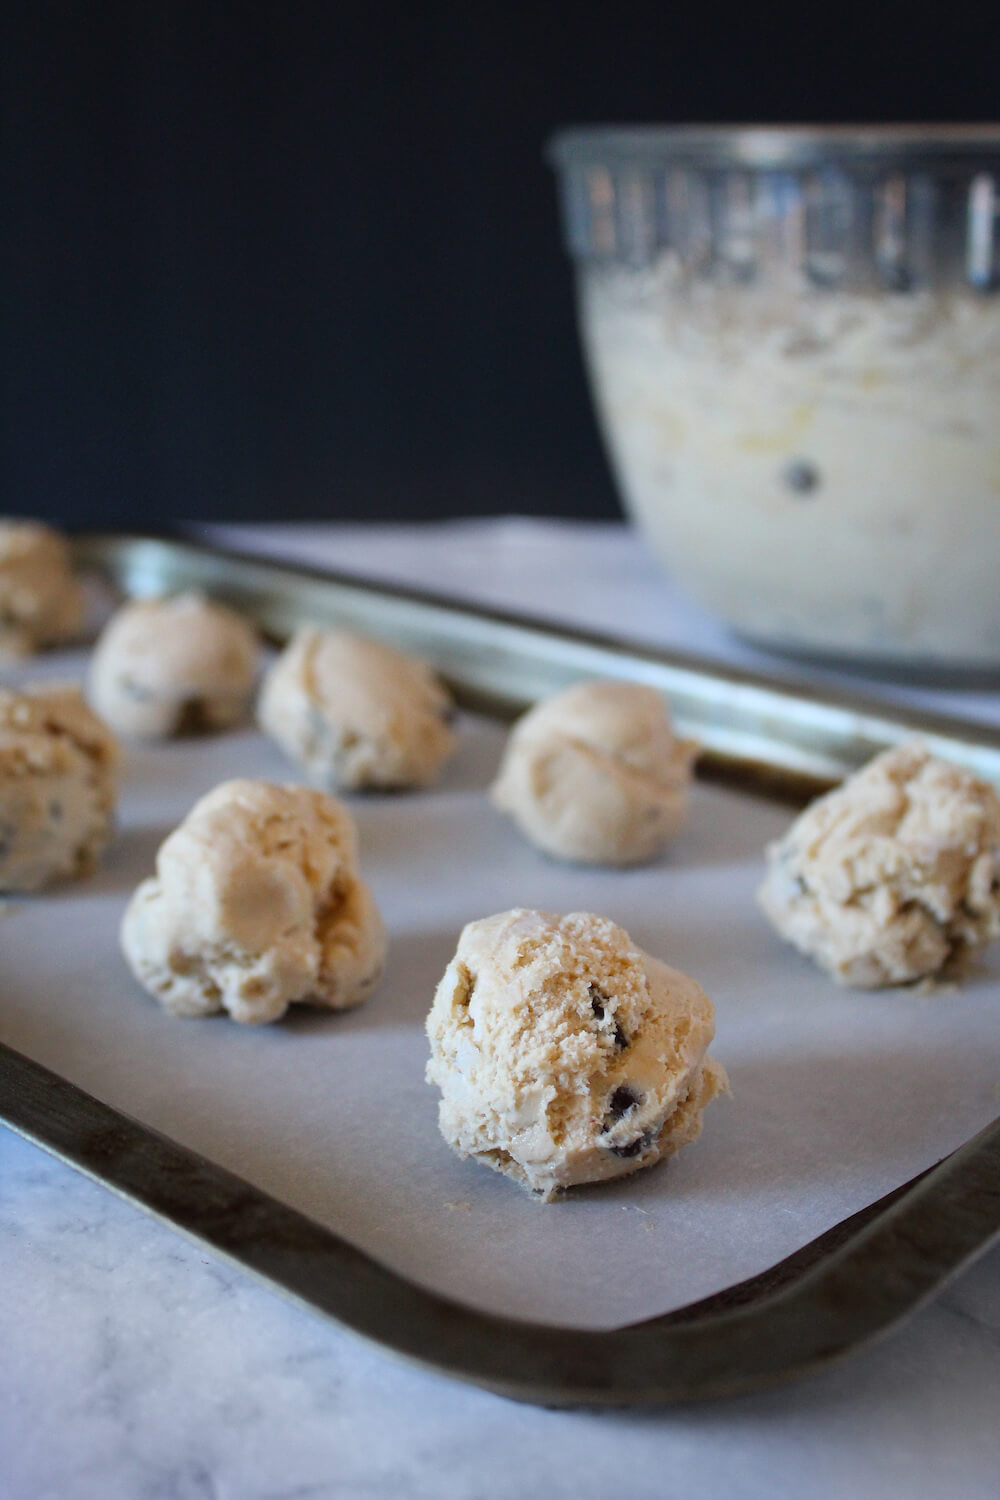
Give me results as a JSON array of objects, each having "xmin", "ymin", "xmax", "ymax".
[
  {"xmin": 425, "ymin": 908, "xmax": 727, "ymax": 1200},
  {"xmin": 758, "ymin": 741, "xmax": 1000, "ymax": 987},
  {"xmin": 0, "ymin": 683, "xmax": 118, "ymax": 891},
  {"xmin": 121, "ymin": 779, "xmax": 386, "ymax": 1024},
  {"xmin": 0, "ymin": 519, "xmax": 85, "ymax": 656},
  {"xmin": 490, "ymin": 680, "xmax": 697, "ymax": 865},
  {"xmin": 258, "ymin": 627, "xmax": 456, "ymax": 791},
  {"xmin": 89, "ymin": 593, "xmax": 259, "ymax": 738}
]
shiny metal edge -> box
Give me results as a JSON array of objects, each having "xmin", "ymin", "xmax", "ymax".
[
  {"xmin": 547, "ymin": 123, "xmax": 1000, "ymax": 171},
  {"xmin": 3, "ymin": 1042, "xmax": 998, "ymax": 1406},
  {"xmin": 73, "ymin": 530, "xmax": 1000, "ymax": 801}
]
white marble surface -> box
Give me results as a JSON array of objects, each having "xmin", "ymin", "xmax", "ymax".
[{"xmin": 3, "ymin": 519, "xmax": 1000, "ymax": 1500}]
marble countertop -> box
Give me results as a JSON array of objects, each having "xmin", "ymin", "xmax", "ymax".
[{"xmin": 4, "ymin": 519, "xmax": 999, "ymax": 1500}]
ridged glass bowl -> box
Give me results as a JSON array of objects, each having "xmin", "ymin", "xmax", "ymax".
[{"xmin": 549, "ymin": 125, "xmax": 1000, "ymax": 673}]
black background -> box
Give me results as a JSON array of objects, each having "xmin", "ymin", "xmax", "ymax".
[{"xmin": 2, "ymin": 2, "xmax": 996, "ymax": 528}]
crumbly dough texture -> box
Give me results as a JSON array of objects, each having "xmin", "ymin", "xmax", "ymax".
[
  {"xmin": 89, "ymin": 593, "xmax": 259, "ymax": 738},
  {"xmin": 258, "ymin": 627, "xmax": 456, "ymax": 791},
  {"xmin": 0, "ymin": 520, "xmax": 85, "ymax": 656},
  {"xmin": 0, "ymin": 684, "xmax": 118, "ymax": 891},
  {"xmin": 758, "ymin": 741, "xmax": 1000, "ymax": 987},
  {"xmin": 490, "ymin": 680, "xmax": 697, "ymax": 866},
  {"xmin": 425, "ymin": 908, "xmax": 726, "ymax": 1199},
  {"xmin": 121, "ymin": 778, "xmax": 386, "ymax": 1024}
]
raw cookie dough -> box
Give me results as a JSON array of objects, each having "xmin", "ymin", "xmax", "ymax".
[
  {"xmin": 490, "ymin": 680, "xmax": 697, "ymax": 866},
  {"xmin": 89, "ymin": 593, "xmax": 259, "ymax": 738},
  {"xmin": 758, "ymin": 741, "xmax": 1000, "ymax": 987},
  {"xmin": 121, "ymin": 778, "xmax": 386, "ymax": 1024},
  {"xmin": 258, "ymin": 627, "xmax": 456, "ymax": 791},
  {"xmin": 0, "ymin": 519, "xmax": 85, "ymax": 656},
  {"xmin": 425, "ymin": 908, "xmax": 726, "ymax": 1199},
  {"xmin": 0, "ymin": 684, "xmax": 118, "ymax": 891}
]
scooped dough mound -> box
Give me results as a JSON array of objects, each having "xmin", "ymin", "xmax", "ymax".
[
  {"xmin": 490, "ymin": 680, "xmax": 697, "ymax": 866},
  {"xmin": 425, "ymin": 908, "xmax": 726, "ymax": 1199},
  {"xmin": 758, "ymin": 741, "xmax": 1000, "ymax": 987},
  {"xmin": 89, "ymin": 593, "xmax": 259, "ymax": 738},
  {"xmin": 257, "ymin": 627, "xmax": 456, "ymax": 791},
  {"xmin": 121, "ymin": 778, "xmax": 386, "ymax": 1024},
  {"xmin": 0, "ymin": 683, "xmax": 118, "ymax": 891},
  {"xmin": 0, "ymin": 520, "xmax": 85, "ymax": 656}
]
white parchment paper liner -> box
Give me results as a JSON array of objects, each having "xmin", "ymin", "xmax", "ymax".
[{"xmin": 3, "ymin": 650, "xmax": 998, "ymax": 1330}]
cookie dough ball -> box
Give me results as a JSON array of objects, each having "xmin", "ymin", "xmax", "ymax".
[
  {"xmin": 258, "ymin": 627, "xmax": 456, "ymax": 791},
  {"xmin": 0, "ymin": 684, "xmax": 118, "ymax": 891},
  {"xmin": 121, "ymin": 778, "xmax": 386, "ymax": 1024},
  {"xmin": 758, "ymin": 741, "xmax": 1000, "ymax": 987},
  {"xmin": 426, "ymin": 908, "xmax": 726, "ymax": 1199},
  {"xmin": 0, "ymin": 520, "xmax": 85, "ymax": 656},
  {"xmin": 89, "ymin": 593, "xmax": 258, "ymax": 739},
  {"xmin": 490, "ymin": 680, "xmax": 697, "ymax": 866}
]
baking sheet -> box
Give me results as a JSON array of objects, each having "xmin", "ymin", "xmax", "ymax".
[{"xmin": 3, "ymin": 647, "xmax": 999, "ymax": 1332}]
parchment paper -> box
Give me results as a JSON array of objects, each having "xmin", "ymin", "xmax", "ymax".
[{"xmin": 2, "ymin": 649, "xmax": 999, "ymax": 1330}]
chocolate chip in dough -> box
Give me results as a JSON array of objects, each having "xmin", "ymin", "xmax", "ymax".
[
  {"xmin": 589, "ymin": 982, "xmax": 609, "ymax": 1020},
  {"xmin": 603, "ymin": 1085, "xmax": 656, "ymax": 1158},
  {"xmin": 175, "ymin": 698, "xmax": 212, "ymax": 736},
  {"xmin": 606, "ymin": 1083, "xmax": 641, "ymax": 1122},
  {"xmin": 782, "ymin": 458, "xmax": 821, "ymax": 496},
  {"xmin": 590, "ymin": 983, "xmax": 629, "ymax": 1048},
  {"xmin": 609, "ymin": 1125, "xmax": 658, "ymax": 1160}
]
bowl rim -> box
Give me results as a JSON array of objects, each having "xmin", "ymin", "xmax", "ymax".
[{"xmin": 547, "ymin": 123, "xmax": 1000, "ymax": 171}]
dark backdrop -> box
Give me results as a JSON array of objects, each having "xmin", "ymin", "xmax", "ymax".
[{"xmin": 2, "ymin": 2, "xmax": 996, "ymax": 527}]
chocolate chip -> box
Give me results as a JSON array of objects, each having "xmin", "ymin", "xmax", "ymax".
[
  {"xmin": 602, "ymin": 1086, "xmax": 651, "ymax": 1157},
  {"xmin": 590, "ymin": 984, "xmax": 629, "ymax": 1049},
  {"xmin": 439, "ymin": 703, "xmax": 458, "ymax": 726},
  {"xmin": 588, "ymin": 983, "xmax": 608, "ymax": 1020},
  {"xmin": 782, "ymin": 459, "xmax": 820, "ymax": 495},
  {"xmin": 175, "ymin": 698, "xmax": 210, "ymax": 736},
  {"xmin": 48, "ymin": 800, "xmax": 63, "ymax": 822},
  {"xmin": 607, "ymin": 1084, "xmax": 641, "ymax": 1122},
  {"xmin": 609, "ymin": 1125, "xmax": 658, "ymax": 1160}
]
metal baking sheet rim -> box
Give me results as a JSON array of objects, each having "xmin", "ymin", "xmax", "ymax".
[
  {"xmin": 72, "ymin": 530, "xmax": 1000, "ymax": 796},
  {"xmin": 0, "ymin": 528, "xmax": 997, "ymax": 1407}
]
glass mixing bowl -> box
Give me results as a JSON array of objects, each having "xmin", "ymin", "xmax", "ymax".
[{"xmin": 549, "ymin": 125, "xmax": 1000, "ymax": 673}]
